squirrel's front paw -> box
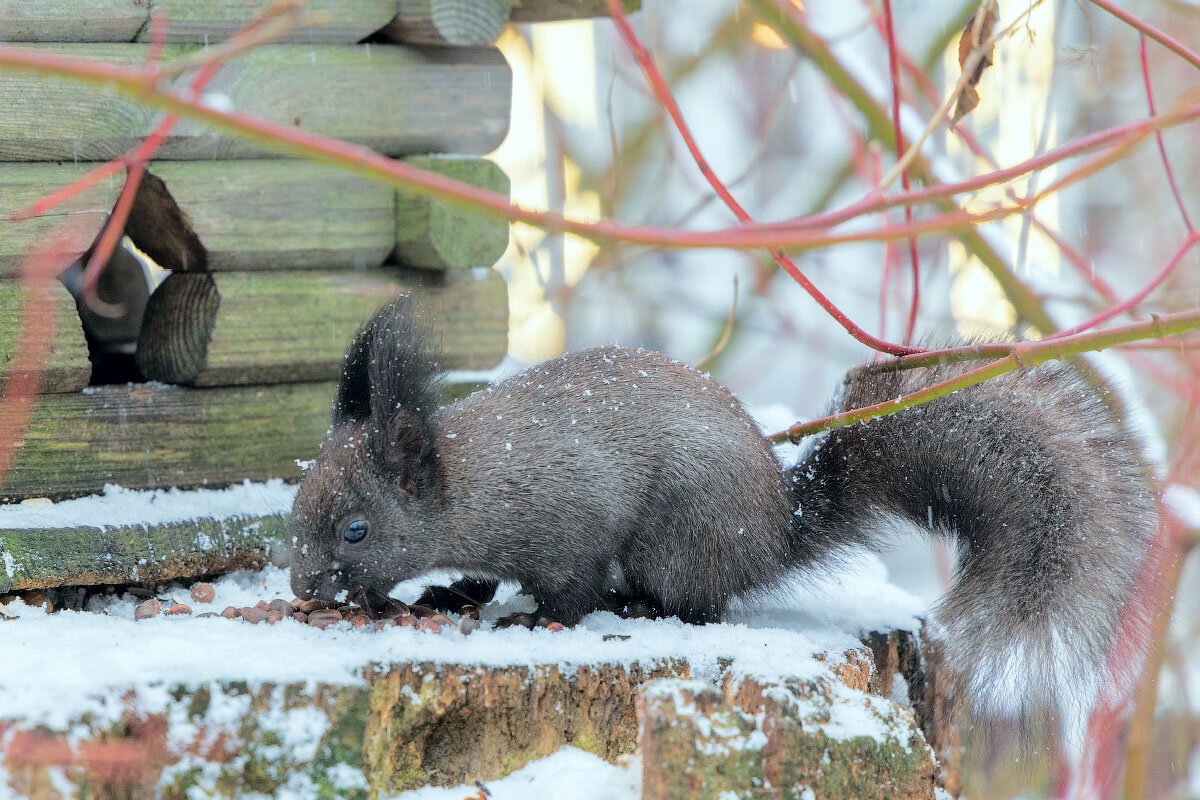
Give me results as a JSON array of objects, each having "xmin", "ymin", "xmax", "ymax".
[{"xmin": 415, "ymin": 577, "xmax": 499, "ymax": 614}]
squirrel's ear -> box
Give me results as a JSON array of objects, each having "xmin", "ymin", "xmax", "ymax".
[
  {"xmin": 333, "ymin": 322, "xmax": 374, "ymax": 427},
  {"xmin": 378, "ymin": 409, "xmax": 439, "ymax": 498}
]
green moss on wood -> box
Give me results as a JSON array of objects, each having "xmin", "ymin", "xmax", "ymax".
[
  {"xmin": 0, "ymin": 513, "xmax": 287, "ymax": 593},
  {"xmin": 0, "ymin": 1, "xmax": 398, "ymax": 43},
  {"xmin": 0, "ymin": 381, "xmax": 334, "ymax": 502},
  {"xmin": 0, "ymin": 163, "xmax": 111, "ymax": 276},
  {"xmin": 395, "ymin": 157, "xmax": 511, "ymax": 270},
  {"xmin": 509, "ymin": 0, "xmax": 640, "ymax": 21},
  {"xmin": 136, "ymin": 267, "xmax": 508, "ymax": 388},
  {"xmin": 639, "ymin": 679, "xmax": 936, "ymax": 800},
  {"xmin": 0, "ymin": 280, "xmax": 90, "ymax": 392}
]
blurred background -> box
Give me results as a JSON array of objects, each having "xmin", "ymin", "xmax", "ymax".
[{"xmin": 490, "ymin": 0, "xmax": 1200, "ymax": 793}]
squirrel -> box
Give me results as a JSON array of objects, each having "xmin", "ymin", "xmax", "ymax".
[{"xmin": 288, "ymin": 296, "xmax": 1157, "ymax": 723}]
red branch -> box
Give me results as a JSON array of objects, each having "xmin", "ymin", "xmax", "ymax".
[
  {"xmin": 1139, "ymin": 36, "xmax": 1195, "ymax": 233},
  {"xmin": 603, "ymin": 0, "xmax": 922, "ymax": 356},
  {"xmin": 0, "ymin": 225, "xmax": 90, "ymax": 487},
  {"xmin": 1085, "ymin": 0, "xmax": 1200, "ymax": 72}
]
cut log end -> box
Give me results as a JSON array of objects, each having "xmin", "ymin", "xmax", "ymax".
[
  {"xmin": 135, "ymin": 272, "xmax": 220, "ymax": 385},
  {"xmin": 385, "ymin": 0, "xmax": 512, "ymax": 46}
]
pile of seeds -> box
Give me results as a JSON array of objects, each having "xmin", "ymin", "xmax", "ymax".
[{"xmin": 133, "ymin": 582, "xmax": 479, "ymax": 634}]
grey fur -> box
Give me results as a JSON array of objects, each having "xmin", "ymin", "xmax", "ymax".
[{"xmin": 289, "ymin": 300, "xmax": 1156, "ymax": 720}]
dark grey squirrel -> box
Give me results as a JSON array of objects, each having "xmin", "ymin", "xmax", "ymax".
[{"xmin": 289, "ymin": 296, "xmax": 1156, "ymax": 721}]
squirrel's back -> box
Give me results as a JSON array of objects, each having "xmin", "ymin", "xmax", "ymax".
[{"xmin": 432, "ymin": 346, "xmax": 796, "ymax": 623}]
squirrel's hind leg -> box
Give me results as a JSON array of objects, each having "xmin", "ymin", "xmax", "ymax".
[{"xmin": 495, "ymin": 564, "xmax": 610, "ymax": 628}]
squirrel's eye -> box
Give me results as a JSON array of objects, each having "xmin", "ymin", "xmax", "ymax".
[{"xmin": 343, "ymin": 519, "xmax": 369, "ymax": 544}]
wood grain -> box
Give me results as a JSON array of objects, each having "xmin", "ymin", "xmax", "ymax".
[
  {"xmin": 0, "ymin": 162, "xmax": 114, "ymax": 276},
  {"xmin": 0, "ymin": 0, "xmax": 145, "ymax": 42},
  {"xmin": 1, "ymin": 158, "xmax": 510, "ymax": 274},
  {"xmin": 393, "ymin": 156, "xmax": 510, "ymax": 270},
  {"xmin": 382, "ymin": 0, "xmax": 510, "ymax": 46},
  {"xmin": 509, "ymin": 0, "xmax": 640, "ymax": 22},
  {"xmin": 135, "ymin": 268, "xmax": 508, "ymax": 386},
  {"xmin": 0, "ymin": 44, "xmax": 511, "ymax": 161},
  {"xmin": 0, "ymin": 381, "xmax": 335, "ymax": 501},
  {"xmin": 142, "ymin": 0, "xmax": 398, "ymax": 44},
  {"xmin": 0, "ymin": 281, "xmax": 91, "ymax": 393},
  {"xmin": 0, "ymin": 514, "xmax": 287, "ymax": 593},
  {"xmin": 0, "ymin": 0, "xmax": 397, "ymax": 43}
]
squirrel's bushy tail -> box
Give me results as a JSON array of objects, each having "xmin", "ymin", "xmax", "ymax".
[{"xmin": 788, "ymin": 357, "xmax": 1157, "ymax": 729}]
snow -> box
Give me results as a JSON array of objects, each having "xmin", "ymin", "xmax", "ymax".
[
  {"xmin": 0, "ymin": 555, "xmax": 922, "ymax": 732},
  {"xmin": 0, "ymin": 479, "xmax": 296, "ymax": 530},
  {"xmin": 1165, "ymin": 484, "xmax": 1200, "ymax": 530},
  {"xmin": 389, "ymin": 747, "xmax": 640, "ymax": 800}
]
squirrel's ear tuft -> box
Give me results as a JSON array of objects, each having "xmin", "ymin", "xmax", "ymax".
[
  {"xmin": 350, "ymin": 295, "xmax": 444, "ymax": 495},
  {"xmin": 332, "ymin": 322, "xmax": 374, "ymax": 427}
]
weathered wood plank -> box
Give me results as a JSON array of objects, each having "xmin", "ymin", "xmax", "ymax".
[
  {"xmin": 0, "ymin": 514, "xmax": 286, "ymax": 593},
  {"xmin": 0, "ymin": 0, "xmax": 400, "ymax": 43},
  {"xmin": 0, "ymin": 44, "xmax": 511, "ymax": 161},
  {"xmin": 135, "ymin": 268, "xmax": 507, "ymax": 387},
  {"xmin": 124, "ymin": 158, "xmax": 509, "ymax": 273},
  {"xmin": 0, "ymin": 381, "xmax": 334, "ymax": 501},
  {"xmin": 509, "ymin": 0, "xmax": 640, "ymax": 22},
  {"xmin": 139, "ymin": 161, "xmax": 395, "ymax": 273},
  {"xmin": 0, "ymin": 163, "xmax": 114, "ymax": 275},
  {"xmin": 142, "ymin": 0, "xmax": 398, "ymax": 44},
  {"xmin": 0, "ymin": 0, "xmax": 145, "ymax": 42},
  {"xmin": 393, "ymin": 156, "xmax": 510, "ymax": 270},
  {"xmin": 0, "ymin": 158, "xmax": 510, "ymax": 275},
  {"xmin": 0, "ymin": 281, "xmax": 91, "ymax": 393},
  {"xmin": 381, "ymin": 0, "xmax": 510, "ymax": 46}
]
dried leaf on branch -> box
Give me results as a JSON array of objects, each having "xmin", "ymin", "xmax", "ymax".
[{"xmin": 953, "ymin": 1, "xmax": 1000, "ymax": 122}]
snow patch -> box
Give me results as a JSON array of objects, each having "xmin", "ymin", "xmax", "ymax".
[
  {"xmin": 0, "ymin": 555, "xmax": 923, "ymax": 728},
  {"xmin": 0, "ymin": 480, "xmax": 296, "ymax": 531},
  {"xmin": 391, "ymin": 747, "xmax": 640, "ymax": 800}
]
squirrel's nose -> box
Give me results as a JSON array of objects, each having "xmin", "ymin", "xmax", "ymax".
[{"xmin": 289, "ymin": 568, "xmax": 320, "ymax": 601}]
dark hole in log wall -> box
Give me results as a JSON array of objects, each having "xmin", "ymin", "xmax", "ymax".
[{"xmin": 62, "ymin": 170, "xmax": 206, "ymax": 385}]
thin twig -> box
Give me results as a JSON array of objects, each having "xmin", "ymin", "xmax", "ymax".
[
  {"xmin": 879, "ymin": 0, "xmax": 1046, "ymax": 190},
  {"xmin": 694, "ymin": 277, "xmax": 739, "ymax": 372},
  {"xmin": 1139, "ymin": 36, "xmax": 1195, "ymax": 233},
  {"xmin": 770, "ymin": 307, "xmax": 1200, "ymax": 442}
]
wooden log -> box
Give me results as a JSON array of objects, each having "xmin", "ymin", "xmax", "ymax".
[
  {"xmin": 123, "ymin": 158, "xmax": 508, "ymax": 273},
  {"xmin": 135, "ymin": 267, "xmax": 508, "ymax": 387},
  {"xmin": 0, "ymin": 158, "xmax": 510, "ymax": 275},
  {"xmin": 140, "ymin": 0, "xmax": 398, "ymax": 44},
  {"xmin": 381, "ymin": 0, "xmax": 510, "ymax": 46},
  {"xmin": 393, "ymin": 156, "xmax": 511, "ymax": 270},
  {"xmin": 0, "ymin": 163, "xmax": 113, "ymax": 275},
  {"xmin": 0, "ymin": 514, "xmax": 286, "ymax": 594},
  {"xmin": 639, "ymin": 677, "xmax": 936, "ymax": 800},
  {"xmin": 0, "ymin": 381, "xmax": 334, "ymax": 502},
  {"xmin": 0, "ymin": 0, "xmax": 399, "ymax": 43},
  {"xmin": 0, "ymin": 0, "xmax": 145, "ymax": 42},
  {"xmin": 0, "ymin": 281, "xmax": 91, "ymax": 393},
  {"xmin": 509, "ymin": 0, "xmax": 640, "ymax": 22},
  {"xmin": 0, "ymin": 44, "xmax": 511, "ymax": 162}
]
